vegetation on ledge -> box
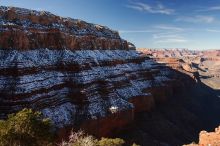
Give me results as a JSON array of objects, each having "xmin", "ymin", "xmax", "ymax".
[
  {"xmin": 0, "ymin": 109, "xmax": 140, "ymax": 146},
  {"xmin": 0, "ymin": 108, "xmax": 54, "ymax": 146}
]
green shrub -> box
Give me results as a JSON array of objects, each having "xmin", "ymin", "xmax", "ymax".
[
  {"xmin": 98, "ymin": 137, "xmax": 125, "ymax": 146},
  {"xmin": 0, "ymin": 108, "xmax": 54, "ymax": 146}
]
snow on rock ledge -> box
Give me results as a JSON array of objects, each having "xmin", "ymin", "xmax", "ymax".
[
  {"xmin": 0, "ymin": 6, "xmax": 178, "ymax": 137},
  {"xmin": 0, "ymin": 6, "xmax": 130, "ymax": 50},
  {"xmin": 0, "ymin": 49, "xmax": 172, "ymax": 130}
]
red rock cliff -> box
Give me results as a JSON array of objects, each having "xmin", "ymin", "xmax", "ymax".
[{"xmin": 0, "ymin": 6, "xmax": 130, "ymax": 50}]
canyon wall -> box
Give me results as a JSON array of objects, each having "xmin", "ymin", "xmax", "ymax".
[
  {"xmin": 0, "ymin": 6, "xmax": 130, "ymax": 50},
  {"xmin": 1, "ymin": 6, "xmax": 219, "ymax": 145},
  {"xmin": 0, "ymin": 6, "xmax": 183, "ymax": 137}
]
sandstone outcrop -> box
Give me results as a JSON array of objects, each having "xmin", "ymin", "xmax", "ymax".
[{"xmin": 199, "ymin": 126, "xmax": 220, "ymax": 146}]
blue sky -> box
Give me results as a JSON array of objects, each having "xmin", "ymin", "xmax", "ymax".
[{"xmin": 1, "ymin": 0, "xmax": 220, "ymax": 49}]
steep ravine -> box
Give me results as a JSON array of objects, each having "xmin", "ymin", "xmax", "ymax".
[{"xmin": 0, "ymin": 6, "xmax": 220, "ymax": 146}]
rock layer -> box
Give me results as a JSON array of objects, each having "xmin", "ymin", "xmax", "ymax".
[
  {"xmin": 0, "ymin": 6, "xmax": 129, "ymax": 50},
  {"xmin": 0, "ymin": 49, "xmax": 173, "ymax": 132}
]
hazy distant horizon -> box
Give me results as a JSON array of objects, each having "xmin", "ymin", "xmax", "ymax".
[{"xmin": 2, "ymin": 0, "xmax": 220, "ymax": 50}]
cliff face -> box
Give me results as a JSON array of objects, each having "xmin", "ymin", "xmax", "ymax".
[
  {"xmin": 0, "ymin": 6, "xmax": 181, "ymax": 137},
  {"xmin": 0, "ymin": 6, "xmax": 130, "ymax": 50}
]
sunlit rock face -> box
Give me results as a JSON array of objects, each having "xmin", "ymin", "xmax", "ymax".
[
  {"xmin": 0, "ymin": 6, "xmax": 176, "ymax": 136},
  {"xmin": 199, "ymin": 126, "xmax": 220, "ymax": 146},
  {"xmin": 0, "ymin": 6, "xmax": 129, "ymax": 50}
]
